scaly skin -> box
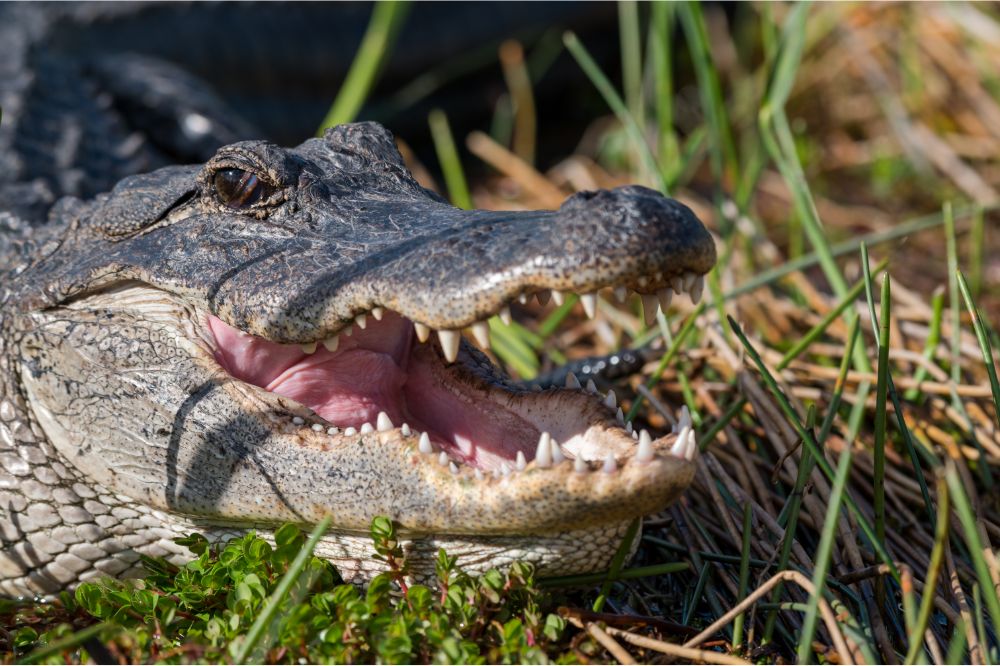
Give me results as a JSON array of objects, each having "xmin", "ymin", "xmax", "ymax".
[{"xmin": 0, "ymin": 122, "xmax": 715, "ymax": 596}]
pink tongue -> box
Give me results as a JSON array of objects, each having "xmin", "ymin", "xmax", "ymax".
[{"xmin": 207, "ymin": 314, "xmax": 411, "ymax": 425}]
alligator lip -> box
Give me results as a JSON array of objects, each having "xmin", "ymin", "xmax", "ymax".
[{"xmin": 206, "ymin": 282, "xmax": 706, "ymax": 474}]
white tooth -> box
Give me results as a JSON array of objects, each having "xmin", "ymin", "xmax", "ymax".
[
  {"xmin": 632, "ymin": 430, "xmax": 639, "ymax": 440},
  {"xmin": 657, "ymin": 288, "xmax": 673, "ymax": 312},
  {"xmin": 566, "ymin": 372, "xmax": 581, "ymax": 389},
  {"xmin": 614, "ymin": 286, "xmax": 628, "ymax": 302},
  {"xmin": 439, "ymin": 451, "xmax": 449, "ymax": 466},
  {"xmin": 292, "ymin": 416, "xmax": 304, "ymax": 425},
  {"xmin": 322, "ymin": 336, "xmax": 340, "ymax": 352},
  {"xmin": 311, "ymin": 423, "xmax": 323, "ymax": 432},
  {"xmin": 438, "ymin": 330, "xmax": 461, "ymax": 363},
  {"xmin": 355, "ymin": 313, "xmax": 367, "ymax": 329},
  {"xmin": 449, "ymin": 462, "xmax": 459, "ymax": 474},
  {"xmin": 300, "ymin": 342, "xmax": 317, "ymax": 354},
  {"xmin": 604, "ymin": 390, "xmax": 616, "ymax": 408},
  {"xmin": 371, "ymin": 307, "xmax": 384, "ymax": 321},
  {"xmin": 518, "ymin": 293, "xmax": 529, "ymax": 305},
  {"xmin": 501, "ymin": 463, "xmax": 512, "ymax": 477},
  {"xmin": 474, "ymin": 468, "xmax": 484, "ymax": 480},
  {"xmin": 685, "ymin": 429, "xmax": 699, "ymax": 461},
  {"xmin": 499, "ymin": 306, "xmax": 512, "ymax": 325},
  {"xmin": 414, "ymin": 322, "xmax": 431, "ymax": 342},
  {"xmin": 602, "ymin": 453, "xmax": 618, "ymax": 473},
  {"xmin": 654, "ymin": 271, "xmax": 663, "ymax": 281},
  {"xmin": 470, "ymin": 321, "xmax": 491, "ymax": 348},
  {"xmin": 580, "ymin": 293, "xmax": 597, "ymax": 319},
  {"xmin": 637, "ymin": 430, "xmax": 654, "ymax": 462},
  {"xmin": 626, "ymin": 421, "xmax": 633, "ymax": 434},
  {"xmin": 574, "ymin": 456, "xmax": 588, "ymax": 473},
  {"xmin": 344, "ymin": 326, "xmax": 354, "ymax": 337},
  {"xmin": 535, "ymin": 433, "xmax": 553, "ymax": 468},
  {"xmin": 641, "ymin": 293, "xmax": 659, "ymax": 325},
  {"xmin": 516, "ymin": 451, "xmax": 527, "ymax": 470},
  {"xmin": 690, "ymin": 275, "xmax": 705, "ymax": 303},
  {"xmin": 671, "ymin": 276, "xmax": 684, "ymax": 293},
  {"xmin": 536, "ymin": 291, "xmax": 551, "ymax": 306},
  {"xmin": 682, "ymin": 272, "xmax": 697, "ymax": 291},
  {"xmin": 401, "ymin": 423, "xmax": 411, "ymax": 437},
  {"xmin": 551, "ymin": 290, "xmax": 564, "ymax": 306},
  {"xmin": 377, "ymin": 412, "xmax": 393, "ymax": 432},
  {"xmin": 419, "ymin": 432, "xmax": 433, "ymax": 454},
  {"xmin": 344, "ymin": 427, "xmax": 357, "ymax": 436},
  {"xmin": 637, "ymin": 276, "xmax": 649, "ymax": 288},
  {"xmin": 360, "ymin": 422, "xmax": 374, "ymax": 434},
  {"xmin": 552, "ymin": 440, "xmax": 565, "ymax": 464},
  {"xmin": 326, "ymin": 426, "xmax": 340, "ymax": 435},
  {"xmin": 616, "ymin": 407, "xmax": 625, "ymax": 424},
  {"xmin": 671, "ymin": 426, "xmax": 691, "ymax": 458},
  {"xmin": 586, "ymin": 379, "xmax": 598, "ymax": 394}
]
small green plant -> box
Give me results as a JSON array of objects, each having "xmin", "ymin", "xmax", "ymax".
[{"xmin": 10, "ymin": 518, "xmax": 574, "ymax": 664}]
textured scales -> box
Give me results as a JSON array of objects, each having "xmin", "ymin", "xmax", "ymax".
[{"xmin": 0, "ymin": 122, "xmax": 715, "ymax": 597}]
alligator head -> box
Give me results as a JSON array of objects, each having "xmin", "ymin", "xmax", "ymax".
[{"xmin": 2, "ymin": 122, "xmax": 715, "ymax": 592}]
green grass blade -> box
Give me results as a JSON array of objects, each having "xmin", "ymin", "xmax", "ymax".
[
  {"xmin": 539, "ymin": 561, "xmax": 689, "ymax": 589},
  {"xmin": 797, "ymin": 445, "xmax": 853, "ymax": 663},
  {"xmin": 428, "ymin": 109, "xmax": 472, "ymax": 210},
  {"xmin": 317, "ymin": 1, "xmax": 411, "ymax": 130},
  {"xmin": 904, "ymin": 287, "xmax": 945, "ymax": 401},
  {"xmin": 650, "ymin": 1, "xmax": 681, "ymax": 187},
  {"xmin": 488, "ymin": 318, "xmax": 540, "ymax": 380},
  {"xmin": 563, "ymin": 31, "xmax": 667, "ymax": 193},
  {"xmin": 871, "ymin": 271, "xmax": 891, "ymax": 610},
  {"xmin": 957, "ymin": 270, "xmax": 1000, "ymax": 429},
  {"xmin": 732, "ymin": 502, "xmax": 753, "ymax": 652},
  {"xmin": 903, "ymin": 475, "xmax": 949, "ymax": 664},
  {"xmin": 16, "ymin": 622, "xmax": 115, "ymax": 665},
  {"xmin": 970, "ymin": 206, "xmax": 984, "ymax": 296},
  {"xmin": 618, "ymin": 1, "xmax": 644, "ymax": 130},
  {"xmin": 232, "ymin": 516, "xmax": 332, "ymax": 664},
  {"xmin": 592, "ymin": 517, "xmax": 641, "ymax": 612}
]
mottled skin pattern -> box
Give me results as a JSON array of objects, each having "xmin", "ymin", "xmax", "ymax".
[{"xmin": 0, "ymin": 122, "xmax": 715, "ymax": 597}]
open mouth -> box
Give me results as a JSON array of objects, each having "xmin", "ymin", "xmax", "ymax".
[{"xmin": 206, "ymin": 275, "xmax": 705, "ymax": 477}]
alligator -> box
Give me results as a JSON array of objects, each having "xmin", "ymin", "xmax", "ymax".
[{"xmin": 0, "ymin": 121, "xmax": 715, "ymax": 596}]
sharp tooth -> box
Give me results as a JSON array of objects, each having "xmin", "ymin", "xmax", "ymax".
[
  {"xmin": 360, "ymin": 422, "xmax": 374, "ymax": 434},
  {"xmin": 438, "ymin": 330, "xmax": 461, "ymax": 363},
  {"xmin": 671, "ymin": 426, "xmax": 690, "ymax": 458},
  {"xmin": 327, "ymin": 426, "xmax": 340, "ymax": 435},
  {"xmin": 552, "ymin": 440, "xmax": 565, "ymax": 464},
  {"xmin": 682, "ymin": 272, "xmax": 697, "ymax": 291},
  {"xmin": 292, "ymin": 416, "xmax": 304, "ymax": 425},
  {"xmin": 501, "ymin": 463, "xmax": 512, "ymax": 476},
  {"xmin": 580, "ymin": 293, "xmax": 597, "ymax": 319},
  {"xmin": 414, "ymin": 322, "xmax": 431, "ymax": 343},
  {"xmin": 671, "ymin": 276, "xmax": 684, "ymax": 293},
  {"xmin": 311, "ymin": 423, "xmax": 323, "ymax": 432},
  {"xmin": 637, "ymin": 430, "xmax": 654, "ymax": 462},
  {"xmin": 401, "ymin": 423, "xmax": 411, "ymax": 437},
  {"xmin": 343, "ymin": 325, "xmax": 354, "ymax": 337},
  {"xmin": 474, "ymin": 468, "xmax": 484, "ymax": 480},
  {"xmin": 535, "ymin": 433, "xmax": 553, "ymax": 468},
  {"xmin": 438, "ymin": 451, "xmax": 449, "ymax": 466},
  {"xmin": 604, "ymin": 390, "xmax": 616, "ymax": 408},
  {"xmin": 300, "ymin": 342, "xmax": 317, "ymax": 354},
  {"xmin": 657, "ymin": 288, "xmax": 673, "ymax": 312},
  {"xmin": 470, "ymin": 321, "xmax": 491, "ymax": 348},
  {"xmin": 614, "ymin": 286, "xmax": 628, "ymax": 302},
  {"xmin": 449, "ymin": 461, "xmax": 459, "ymax": 474},
  {"xmin": 355, "ymin": 313, "xmax": 367, "ymax": 329},
  {"xmin": 371, "ymin": 307, "xmax": 384, "ymax": 321},
  {"xmin": 690, "ymin": 275, "xmax": 705, "ymax": 303},
  {"xmin": 626, "ymin": 421, "xmax": 633, "ymax": 434},
  {"xmin": 586, "ymin": 379, "xmax": 598, "ymax": 394},
  {"xmin": 536, "ymin": 291, "xmax": 551, "ymax": 306},
  {"xmin": 499, "ymin": 306, "xmax": 513, "ymax": 325},
  {"xmin": 419, "ymin": 432, "xmax": 433, "ymax": 454},
  {"xmin": 640, "ymin": 293, "xmax": 659, "ymax": 325},
  {"xmin": 574, "ymin": 456, "xmax": 587, "ymax": 473},
  {"xmin": 632, "ymin": 430, "xmax": 639, "ymax": 440},
  {"xmin": 551, "ymin": 290, "xmax": 564, "ymax": 306},
  {"xmin": 616, "ymin": 407, "xmax": 625, "ymax": 424},
  {"xmin": 322, "ymin": 336, "xmax": 340, "ymax": 352},
  {"xmin": 344, "ymin": 427, "xmax": 357, "ymax": 436},
  {"xmin": 516, "ymin": 451, "xmax": 527, "ymax": 471},
  {"xmin": 376, "ymin": 412, "xmax": 393, "ymax": 431},
  {"xmin": 686, "ymin": 429, "xmax": 699, "ymax": 461},
  {"xmin": 518, "ymin": 293, "xmax": 529, "ymax": 305},
  {"xmin": 637, "ymin": 276, "xmax": 649, "ymax": 288},
  {"xmin": 602, "ymin": 453, "xmax": 618, "ymax": 473},
  {"xmin": 566, "ymin": 372, "xmax": 581, "ymax": 389}
]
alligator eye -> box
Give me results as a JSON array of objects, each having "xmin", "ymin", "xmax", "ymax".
[{"xmin": 213, "ymin": 168, "xmax": 273, "ymax": 209}]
